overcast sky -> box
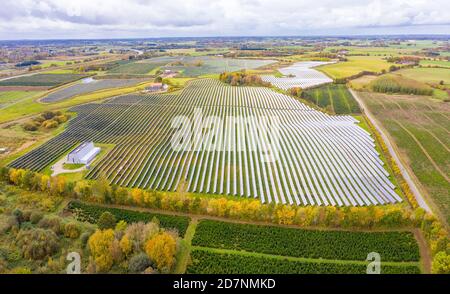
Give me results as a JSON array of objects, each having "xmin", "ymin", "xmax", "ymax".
[{"xmin": 0, "ymin": 0, "xmax": 449, "ymax": 40}]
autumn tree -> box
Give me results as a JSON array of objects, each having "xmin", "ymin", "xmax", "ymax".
[
  {"xmin": 432, "ymin": 251, "xmax": 450, "ymax": 274},
  {"xmin": 119, "ymin": 235, "xmax": 133, "ymax": 257},
  {"xmin": 88, "ymin": 229, "xmax": 115, "ymax": 272},
  {"xmin": 145, "ymin": 232, "xmax": 177, "ymax": 272},
  {"xmin": 98, "ymin": 212, "xmax": 116, "ymax": 230}
]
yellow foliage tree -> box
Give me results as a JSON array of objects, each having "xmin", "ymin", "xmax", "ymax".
[
  {"xmin": 40, "ymin": 175, "xmax": 50, "ymax": 192},
  {"xmin": 119, "ymin": 235, "xmax": 132, "ymax": 257},
  {"xmin": 131, "ymin": 188, "xmax": 144, "ymax": 205},
  {"xmin": 88, "ymin": 229, "xmax": 115, "ymax": 272},
  {"xmin": 9, "ymin": 169, "xmax": 21, "ymax": 185},
  {"xmin": 275, "ymin": 205, "xmax": 295, "ymax": 225},
  {"xmin": 145, "ymin": 232, "xmax": 177, "ymax": 272}
]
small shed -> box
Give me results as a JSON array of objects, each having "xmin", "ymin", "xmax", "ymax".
[{"xmin": 67, "ymin": 142, "xmax": 100, "ymax": 164}]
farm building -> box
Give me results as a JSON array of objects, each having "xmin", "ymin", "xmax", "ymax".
[
  {"xmin": 67, "ymin": 142, "xmax": 100, "ymax": 164},
  {"xmin": 144, "ymin": 83, "xmax": 168, "ymax": 92}
]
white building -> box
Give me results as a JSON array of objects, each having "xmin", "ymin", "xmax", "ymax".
[{"xmin": 67, "ymin": 142, "xmax": 100, "ymax": 164}]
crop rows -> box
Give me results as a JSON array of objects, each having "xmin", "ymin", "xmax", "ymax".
[
  {"xmin": 302, "ymin": 84, "xmax": 361, "ymax": 114},
  {"xmin": 261, "ymin": 61, "xmax": 333, "ymax": 90},
  {"xmin": 68, "ymin": 201, "xmax": 190, "ymax": 236},
  {"xmin": 9, "ymin": 78, "xmax": 400, "ymax": 207},
  {"xmin": 192, "ymin": 220, "xmax": 420, "ymax": 262},
  {"xmin": 0, "ymin": 73, "xmax": 88, "ymax": 87},
  {"xmin": 187, "ymin": 250, "xmax": 421, "ymax": 274},
  {"xmin": 41, "ymin": 78, "xmax": 150, "ymax": 102}
]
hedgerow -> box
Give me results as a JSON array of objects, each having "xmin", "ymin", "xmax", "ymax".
[
  {"xmin": 68, "ymin": 201, "xmax": 189, "ymax": 236},
  {"xmin": 192, "ymin": 220, "xmax": 420, "ymax": 262},
  {"xmin": 187, "ymin": 250, "xmax": 421, "ymax": 274},
  {"xmin": 369, "ymin": 75, "xmax": 433, "ymax": 96}
]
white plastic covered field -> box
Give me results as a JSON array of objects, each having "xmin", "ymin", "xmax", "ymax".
[
  {"xmin": 261, "ymin": 61, "xmax": 333, "ymax": 90},
  {"xmin": 10, "ymin": 78, "xmax": 400, "ymax": 206}
]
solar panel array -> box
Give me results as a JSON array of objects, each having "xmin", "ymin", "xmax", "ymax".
[
  {"xmin": 261, "ymin": 61, "xmax": 333, "ymax": 90},
  {"xmin": 9, "ymin": 78, "xmax": 400, "ymax": 206}
]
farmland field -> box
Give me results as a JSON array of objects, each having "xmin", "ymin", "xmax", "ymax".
[
  {"xmin": 302, "ymin": 84, "xmax": 361, "ymax": 114},
  {"xmin": 392, "ymin": 67, "xmax": 450, "ymax": 86},
  {"xmin": 357, "ymin": 92, "xmax": 450, "ymax": 223},
  {"xmin": 0, "ymin": 91, "xmax": 43, "ymax": 109},
  {"xmin": 419, "ymin": 60, "xmax": 450, "ymax": 68},
  {"xmin": 187, "ymin": 250, "xmax": 421, "ymax": 274},
  {"xmin": 107, "ymin": 61, "xmax": 163, "ymax": 75},
  {"xmin": 163, "ymin": 56, "xmax": 275, "ymax": 77},
  {"xmin": 9, "ymin": 79, "xmax": 400, "ymax": 207},
  {"xmin": 317, "ymin": 56, "xmax": 392, "ymax": 79},
  {"xmin": 41, "ymin": 78, "xmax": 150, "ymax": 102},
  {"xmin": 0, "ymin": 73, "xmax": 88, "ymax": 87},
  {"xmin": 192, "ymin": 220, "xmax": 420, "ymax": 262}
]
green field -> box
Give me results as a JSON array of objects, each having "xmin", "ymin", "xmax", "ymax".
[
  {"xmin": 419, "ymin": 60, "xmax": 450, "ymax": 69},
  {"xmin": 0, "ymin": 91, "xmax": 43, "ymax": 108},
  {"xmin": 163, "ymin": 56, "xmax": 274, "ymax": 77},
  {"xmin": 302, "ymin": 84, "xmax": 361, "ymax": 114},
  {"xmin": 107, "ymin": 57, "xmax": 179, "ymax": 75},
  {"xmin": 317, "ymin": 56, "xmax": 392, "ymax": 79},
  {"xmin": 0, "ymin": 74, "xmax": 88, "ymax": 87},
  {"xmin": 369, "ymin": 74, "xmax": 434, "ymax": 96},
  {"xmin": 107, "ymin": 62, "xmax": 161, "ymax": 75},
  {"xmin": 192, "ymin": 220, "xmax": 420, "ymax": 262},
  {"xmin": 392, "ymin": 67, "xmax": 450, "ymax": 86},
  {"xmin": 187, "ymin": 249, "xmax": 421, "ymax": 274},
  {"xmin": 358, "ymin": 92, "xmax": 450, "ymax": 224}
]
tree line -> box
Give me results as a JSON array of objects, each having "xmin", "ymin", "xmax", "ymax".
[{"xmin": 0, "ymin": 166, "xmax": 448, "ymax": 273}]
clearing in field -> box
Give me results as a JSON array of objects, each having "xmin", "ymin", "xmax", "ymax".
[
  {"xmin": 357, "ymin": 91, "xmax": 450, "ymax": 223},
  {"xmin": 261, "ymin": 61, "xmax": 333, "ymax": 90},
  {"xmin": 9, "ymin": 79, "xmax": 399, "ymax": 207}
]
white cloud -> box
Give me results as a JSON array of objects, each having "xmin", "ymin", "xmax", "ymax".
[{"xmin": 0, "ymin": 0, "xmax": 449, "ymax": 39}]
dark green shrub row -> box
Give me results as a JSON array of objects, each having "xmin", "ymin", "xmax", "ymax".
[
  {"xmin": 192, "ymin": 220, "xmax": 420, "ymax": 262},
  {"xmin": 370, "ymin": 75, "xmax": 433, "ymax": 96},
  {"xmin": 67, "ymin": 201, "xmax": 189, "ymax": 236},
  {"xmin": 187, "ymin": 250, "xmax": 421, "ymax": 274}
]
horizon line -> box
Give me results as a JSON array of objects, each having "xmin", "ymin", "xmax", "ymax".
[{"xmin": 1, "ymin": 33, "xmax": 449, "ymax": 42}]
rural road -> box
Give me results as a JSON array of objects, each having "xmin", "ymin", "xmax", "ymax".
[
  {"xmin": 51, "ymin": 156, "xmax": 86, "ymax": 177},
  {"xmin": 349, "ymin": 89, "xmax": 431, "ymax": 212}
]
